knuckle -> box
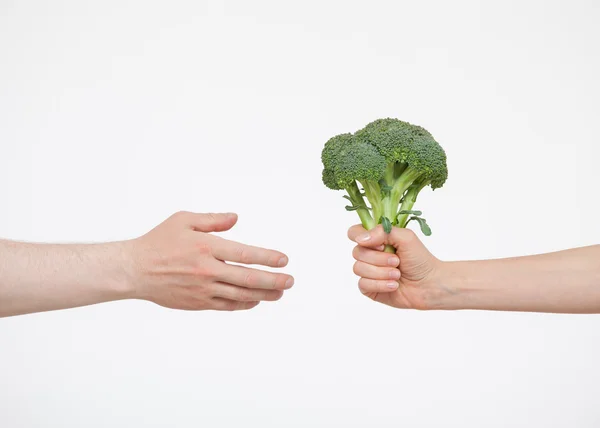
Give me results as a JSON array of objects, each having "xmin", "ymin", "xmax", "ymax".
[
  {"xmin": 352, "ymin": 261, "xmax": 361, "ymax": 276},
  {"xmin": 237, "ymin": 288, "xmax": 251, "ymax": 301},
  {"xmin": 397, "ymin": 227, "xmax": 417, "ymax": 244},
  {"xmin": 243, "ymin": 271, "xmax": 255, "ymax": 287},
  {"xmin": 173, "ymin": 210, "xmax": 191, "ymax": 222},
  {"xmin": 352, "ymin": 246, "xmax": 362, "ymax": 260},
  {"xmin": 271, "ymin": 274, "xmax": 281, "ymax": 289},
  {"xmin": 194, "ymin": 242, "xmax": 212, "ymax": 256},
  {"xmin": 235, "ymin": 246, "xmax": 253, "ymax": 264},
  {"xmin": 193, "ymin": 263, "xmax": 217, "ymax": 280},
  {"xmin": 205, "ymin": 212, "xmax": 218, "ymax": 223},
  {"xmin": 266, "ymin": 251, "xmax": 280, "ymax": 267}
]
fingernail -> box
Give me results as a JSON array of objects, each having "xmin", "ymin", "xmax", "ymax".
[
  {"xmin": 387, "ymin": 257, "xmax": 399, "ymax": 266},
  {"xmin": 285, "ymin": 277, "xmax": 295, "ymax": 288},
  {"xmin": 387, "ymin": 281, "xmax": 399, "ymax": 289},
  {"xmin": 278, "ymin": 257, "xmax": 288, "ymax": 267},
  {"xmin": 356, "ymin": 233, "xmax": 371, "ymax": 242},
  {"xmin": 389, "ymin": 270, "xmax": 401, "ymax": 279},
  {"xmin": 226, "ymin": 212, "xmax": 237, "ymax": 218}
]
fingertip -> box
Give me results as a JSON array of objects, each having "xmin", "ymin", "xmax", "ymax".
[
  {"xmin": 225, "ymin": 212, "xmax": 238, "ymax": 224},
  {"xmin": 355, "ymin": 227, "xmax": 385, "ymax": 249},
  {"xmin": 387, "ymin": 256, "xmax": 400, "ymax": 267},
  {"xmin": 386, "ymin": 281, "xmax": 399, "ymax": 290},
  {"xmin": 347, "ymin": 224, "xmax": 367, "ymax": 241},
  {"xmin": 358, "ymin": 278, "xmax": 368, "ymax": 293},
  {"xmin": 358, "ymin": 278, "xmax": 400, "ymax": 294},
  {"xmin": 284, "ymin": 276, "xmax": 294, "ymax": 289},
  {"xmin": 355, "ymin": 232, "xmax": 371, "ymax": 243},
  {"xmin": 277, "ymin": 255, "xmax": 289, "ymax": 267}
]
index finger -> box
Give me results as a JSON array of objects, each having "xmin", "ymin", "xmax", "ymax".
[
  {"xmin": 210, "ymin": 237, "xmax": 289, "ymax": 268},
  {"xmin": 347, "ymin": 224, "xmax": 387, "ymax": 249}
]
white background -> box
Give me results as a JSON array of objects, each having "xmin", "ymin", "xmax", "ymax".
[{"xmin": 1, "ymin": 0, "xmax": 599, "ymax": 426}]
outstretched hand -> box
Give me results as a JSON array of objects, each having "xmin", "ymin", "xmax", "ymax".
[
  {"xmin": 347, "ymin": 224, "xmax": 444, "ymax": 310},
  {"xmin": 127, "ymin": 211, "xmax": 294, "ymax": 312}
]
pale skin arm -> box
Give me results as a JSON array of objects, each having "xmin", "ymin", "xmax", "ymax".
[
  {"xmin": 0, "ymin": 211, "xmax": 294, "ymax": 318},
  {"xmin": 348, "ymin": 225, "xmax": 600, "ymax": 313}
]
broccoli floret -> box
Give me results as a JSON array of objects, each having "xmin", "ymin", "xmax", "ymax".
[{"xmin": 321, "ymin": 118, "xmax": 448, "ymax": 253}]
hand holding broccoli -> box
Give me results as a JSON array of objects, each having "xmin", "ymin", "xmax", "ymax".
[{"xmin": 347, "ymin": 224, "xmax": 444, "ymax": 309}]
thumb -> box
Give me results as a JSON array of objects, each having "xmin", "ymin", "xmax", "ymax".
[
  {"xmin": 187, "ymin": 212, "xmax": 239, "ymax": 232},
  {"xmin": 349, "ymin": 224, "xmax": 387, "ymax": 249},
  {"xmin": 350, "ymin": 225, "xmax": 422, "ymax": 252}
]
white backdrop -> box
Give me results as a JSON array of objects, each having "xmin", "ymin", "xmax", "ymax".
[{"xmin": 1, "ymin": 0, "xmax": 599, "ymax": 427}]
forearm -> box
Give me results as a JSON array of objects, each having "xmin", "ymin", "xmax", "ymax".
[
  {"xmin": 0, "ymin": 240, "xmax": 134, "ymax": 317},
  {"xmin": 436, "ymin": 245, "xmax": 600, "ymax": 313}
]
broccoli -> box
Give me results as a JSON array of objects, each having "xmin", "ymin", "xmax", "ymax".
[{"xmin": 321, "ymin": 118, "xmax": 448, "ymax": 253}]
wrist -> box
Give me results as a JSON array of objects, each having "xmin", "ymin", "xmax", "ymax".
[
  {"xmin": 106, "ymin": 240, "xmax": 140, "ymax": 300},
  {"xmin": 425, "ymin": 260, "xmax": 471, "ymax": 311}
]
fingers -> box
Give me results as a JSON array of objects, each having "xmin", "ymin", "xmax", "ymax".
[
  {"xmin": 358, "ymin": 277, "xmax": 399, "ymax": 293},
  {"xmin": 210, "ymin": 298, "xmax": 260, "ymax": 312},
  {"xmin": 175, "ymin": 211, "xmax": 239, "ymax": 232},
  {"xmin": 347, "ymin": 225, "xmax": 386, "ymax": 249},
  {"xmin": 217, "ymin": 263, "xmax": 294, "ymax": 290},
  {"xmin": 210, "ymin": 237, "xmax": 289, "ymax": 268},
  {"xmin": 353, "ymin": 261, "xmax": 400, "ymax": 281},
  {"xmin": 352, "ymin": 246, "xmax": 399, "ymax": 267},
  {"xmin": 347, "ymin": 224, "xmax": 420, "ymax": 251},
  {"xmin": 212, "ymin": 283, "xmax": 284, "ymax": 302}
]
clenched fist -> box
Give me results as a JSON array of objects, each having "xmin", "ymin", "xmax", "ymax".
[{"xmin": 347, "ymin": 224, "xmax": 443, "ymax": 310}]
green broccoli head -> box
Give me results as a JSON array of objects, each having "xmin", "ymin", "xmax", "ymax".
[
  {"xmin": 320, "ymin": 118, "xmax": 448, "ymax": 250},
  {"xmin": 322, "ymin": 133, "xmax": 351, "ymax": 190},
  {"xmin": 321, "ymin": 168, "xmax": 341, "ymax": 190},
  {"xmin": 322, "ymin": 133, "xmax": 387, "ymax": 189},
  {"xmin": 354, "ymin": 118, "xmax": 448, "ymax": 189}
]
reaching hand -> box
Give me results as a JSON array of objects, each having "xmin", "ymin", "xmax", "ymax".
[
  {"xmin": 127, "ymin": 211, "xmax": 294, "ymax": 312},
  {"xmin": 347, "ymin": 224, "xmax": 443, "ymax": 310}
]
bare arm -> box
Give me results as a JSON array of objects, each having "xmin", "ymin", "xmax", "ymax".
[
  {"xmin": 439, "ymin": 246, "xmax": 600, "ymax": 313},
  {"xmin": 348, "ymin": 225, "xmax": 600, "ymax": 313},
  {"xmin": 0, "ymin": 212, "xmax": 293, "ymax": 318},
  {"xmin": 0, "ymin": 240, "xmax": 133, "ymax": 317}
]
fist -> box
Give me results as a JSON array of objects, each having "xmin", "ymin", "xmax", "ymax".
[{"xmin": 348, "ymin": 224, "xmax": 443, "ymax": 310}]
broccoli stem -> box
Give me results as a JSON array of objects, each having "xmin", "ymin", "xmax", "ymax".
[
  {"xmin": 358, "ymin": 180, "xmax": 395, "ymax": 253},
  {"xmin": 360, "ymin": 180, "xmax": 383, "ymax": 222},
  {"xmin": 396, "ymin": 182, "xmax": 427, "ymax": 227},
  {"xmin": 346, "ymin": 181, "xmax": 376, "ymax": 230},
  {"xmin": 379, "ymin": 165, "xmax": 423, "ymax": 254},
  {"xmin": 384, "ymin": 162, "xmax": 395, "ymax": 184},
  {"xmin": 396, "ymin": 188, "xmax": 418, "ymax": 227},
  {"xmin": 382, "ymin": 165, "xmax": 421, "ymax": 225},
  {"xmin": 348, "ymin": 166, "xmax": 426, "ymax": 254}
]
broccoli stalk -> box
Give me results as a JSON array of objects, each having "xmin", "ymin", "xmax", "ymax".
[
  {"xmin": 321, "ymin": 118, "xmax": 448, "ymax": 254},
  {"xmin": 344, "ymin": 180, "xmax": 376, "ymax": 230},
  {"xmin": 355, "ymin": 165, "xmax": 429, "ymax": 253}
]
